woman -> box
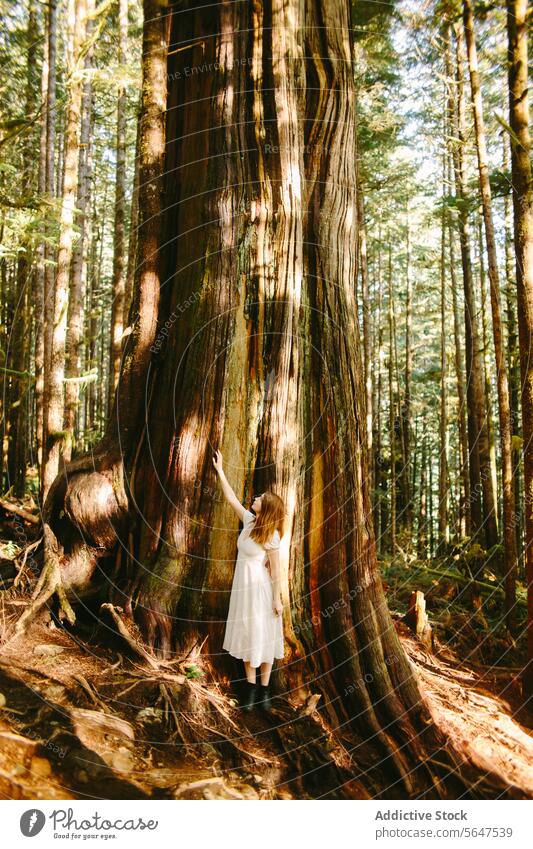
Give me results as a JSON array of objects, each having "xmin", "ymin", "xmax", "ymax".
[{"xmin": 212, "ymin": 449, "xmax": 285, "ymax": 712}]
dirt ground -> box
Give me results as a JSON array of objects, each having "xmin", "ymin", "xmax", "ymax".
[{"xmin": 0, "ymin": 611, "xmax": 531, "ymax": 801}]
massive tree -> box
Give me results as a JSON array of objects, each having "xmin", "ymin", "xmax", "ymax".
[{"xmin": 13, "ymin": 0, "xmax": 488, "ymax": 797}]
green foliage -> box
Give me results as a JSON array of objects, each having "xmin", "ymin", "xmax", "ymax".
[
  {"xmin": 351, "ymin": 0, "xmax": 396, "ymax": 35},
  {"xmin": 184, "ymin": 664, "xmax": 203, "ymax": 680},
  {"xmin": 489, "ymin": 168, "xmax": 512, "ymax": 198}
]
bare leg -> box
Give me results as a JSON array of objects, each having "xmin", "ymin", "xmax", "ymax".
[
  {"xmin": 243, "ymin": 660, "xmax": 256, "ymax": 684},
  {"xmin": 260, "ymin": 661, "xmax": 272, "ymax": 686}
]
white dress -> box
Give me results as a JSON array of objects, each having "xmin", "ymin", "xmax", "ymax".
[{"xmin": 222, "ymin": 508, "xmax": 285, "ymax": 668}]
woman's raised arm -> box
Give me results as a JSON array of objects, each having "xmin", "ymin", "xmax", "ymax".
[{"xmin": 212, "ymin": 449, "xmax": 247, "ymax": 522}]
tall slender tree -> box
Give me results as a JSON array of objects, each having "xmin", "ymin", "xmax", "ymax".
[
  {"xmin": 42, "ymin": 0, "xmax": 88, "ymax": 497},
  {"xmin": 463, "ymin": 0, "xmax": 517, "ymax": 630},
  {"xmin": 506, "ymin": 0, "xmax": 533, "ymax": 699},
  {"xmin": 447, "ymin": 24, "xmax": 498, "ymax": 550},
  {"xmin": 107, "ymin": 0, "xmax": 128, "ymax": 414}
]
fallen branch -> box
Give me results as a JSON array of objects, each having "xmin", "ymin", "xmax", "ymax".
[
  {"xmin": 0, "ymin": 499, "xmax": 39, "ymax": 525},
  {"xmin": 418, "ymin": 564, "xmax": 526, "ymax": 600},
  {"xmin": 14, "ymin": 537, "xmax": 42, "ymax": 588}
]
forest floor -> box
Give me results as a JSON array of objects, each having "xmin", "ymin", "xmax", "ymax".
[
  {"xmin": 0, "ymin": 513, "xmax": 532, "ymax": 800},
  {"xmin": 0, "ymin": 607, "xmax": 531, "ymax": 800}
]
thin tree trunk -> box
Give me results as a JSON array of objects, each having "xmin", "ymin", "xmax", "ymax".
[
  {"xmin": 7, "ymin": 0, "xmax": 38, "ymax": 496},
  {"xmin": 418, "ymin": 426, "xmax": 427, "ymax": 559},
  {"xmin": 506, "ymin": 0, "xmax": 533, "ymax": 699},
  {"xmin": 356, "ymin": 151, "xmax": 372, "ymax": 494},
  {"xmin": 403, "ymin": 203, "xmax": 413, "ymax": 535},
  {"xmin": 107, "ymin": 0, "xmax": 128, "ymax": 414},
  {"xmin": 42, "ymin": 0, "xmax": 57, "ymax": 495},
  {"xmin": 124, "ymin": 98, "xmax": 141, "ymax": 331},
  {"xmin": 449, "ymin": 222, "xmax": 470, "ymax": 539},
  {"xmin": 503, "ymin": 130, "xmax": 522, "ymax": 569},
  {"xmin": 64, "ymin": 0, "xmax": 95, "ymax": 462},
  {"xmin": 439, "ymin": 133, "xmax": 449, "ymax": 548},
  {"xmin": 463, "ymin": 0, "xmax": 517, "ymax": 629},
  {"xmin": 449, "ymin": 24, "xmax": 497, "ymax": 549},
  {"xmin": 477, "ymin": 216, "xmax": 499, "ymax": 529},
  {"xmin": 388, "ymin": 243, "xmax": 396, "ymax": 555},
  {"xmin": 34, "ymin": 0, "xmax": 50, "ymax": 479},
  {"xmin": 42, "ymin": 0, "xmax": 87, "ymax": 497}
]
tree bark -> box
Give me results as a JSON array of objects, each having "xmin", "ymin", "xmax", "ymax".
[
  {"xmin": 7, "ymin": 0, "xmax": 38, "ymax": 496},
  {"xmin": 107, "ymin": 0, "xmax": 128, "ymax": 415},
  {"xmin": 439, "ymin": 131, "xmax": 449, "ymax": 548},
  {"xmin": 64, "ymin": 0, "xmax": 95, "ymax": 462},
  {"xmin": 449, "ymin": 24, "xmax": 498, "ymax": 550},
  {"xmin": 124, "ymin": 98, "xmax": 141, "ymax": 331},
  {"xmin": 356, "ymin": 148, "xmax": 373, "ymax": 496},
  {"xmin": 42, "ymin": 0, "xmax": 87, "ymax": 497},
  {"xmin": 506, "ymin": 0, "xmax": 533, "ymax": 699},
  {"xmin": 388, "ymin": 244, "xmax": 397, "ymax": 555},
  {"xmin": 503, "ymin": 131, "xmax": 522, "ymax": 567},
  {"xmin": 41, "ymin": 0, "xmax": 58, "ymax": 494},
  {"xmin": 463, "ymin": 0, "xmax": 517, "ymax": 631},
  {"xmin": 403, "ymin": 204, "xmax": 413, "ymax": 535}
]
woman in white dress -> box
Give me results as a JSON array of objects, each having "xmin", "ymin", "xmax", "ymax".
[{"xmin": 212, "ymin": 449, "xmax": 285, "ymax": 712}]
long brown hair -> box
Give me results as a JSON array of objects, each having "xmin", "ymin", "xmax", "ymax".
[{"xmin": 249, "ymin": 491, "xmax": 286, "ymax": 547}]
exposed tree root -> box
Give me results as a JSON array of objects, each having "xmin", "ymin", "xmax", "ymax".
[
  {"xmin": 99, "ymin": 603, "xmax": 161, "ymax": 670},
  {"xmin": 8, "ymin": 527, "xmax": 75, "ymax": 640},
  {"xmin": 13, "ymin": 536, "xmax": 42, "ymax": 590}
]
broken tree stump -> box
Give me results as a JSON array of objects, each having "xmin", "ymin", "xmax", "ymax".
[{"xmin": 404, "ymin": 590, "xmax": 434, "ymax": 651}]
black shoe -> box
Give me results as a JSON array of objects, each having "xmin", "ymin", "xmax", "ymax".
[
  {"xmin": 257, "ymin": 684, "xmax": 273, "ymax": 711},
  {"xmin": 241, "ymin": 682, "xmax": 258, "ymax": 712}
]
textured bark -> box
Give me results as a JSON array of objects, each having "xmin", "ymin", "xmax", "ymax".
[
  {"xmin": 34, "ymin": 0, "xmax": 51, "ymax": 476},
  {"xmin": 7, "ymin": 0, "xmax": 38, "ymax": 496},
  {"xmin": 107, "ymin": 0, "xmax": 128, "ymax": 415},
  {"xmin": 356, "ymin": 152, "xmax": 372, "ymax": 494},
  {"xmin": 449, "ymin": 25, "xmax": 498, "ymax": 550},
  {"xmin": 506, "ymin": 0, "xmax": 533, "ymax": 699},
  {"xmin": 402, "ymin": 207, "xmax": 413, "ymax": 534},
  {"xmin": 463, "ymin": 0, "xmax": 517, "ymax": 628},
  {"xmin": 448, "ymin": 221, "xmax": 470, "ymax": 538},
  {"xmin": 124, "ymin": 99, "xmax": 141, "ymax": 331},
  {"xmin": 418, "ymin": 426, "xmax": 428, "ymax": 558},
  {"xmin": 42, "ymin": 0, "xmax": 57, "ymax": 483},
  {"xmin": 42, "ymin": 0, "xmax": 87, "ymax": 497},
  {"xmin": 387, "ymin": 245, "xmax": 397, "ymax": 553},
  {"xmin": 439, "ymin": 138, "xmax": 449, "ymax": 548},
  {"xmin": 503, "ymin": 133, "xmax": 522, "ymax": 563},
  {"xmin": 33, "ymin": 0, "xmax": 484, "ymax": 798},
  {"xmin": 64, "ymin": 0, "xmax": 95, "ymax": 462},
  {"xmin": 477, "ymin": 217, "xmax": 499, "ymax": 528}
]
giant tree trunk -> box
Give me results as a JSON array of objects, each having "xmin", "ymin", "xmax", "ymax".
[
  {"xmin": 506, "ymin": 0, "xmax": 533, "ymax": 700},
  {"xmin": 22, "ymin": 0, "xmax": 485, "ymax": 798}
]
